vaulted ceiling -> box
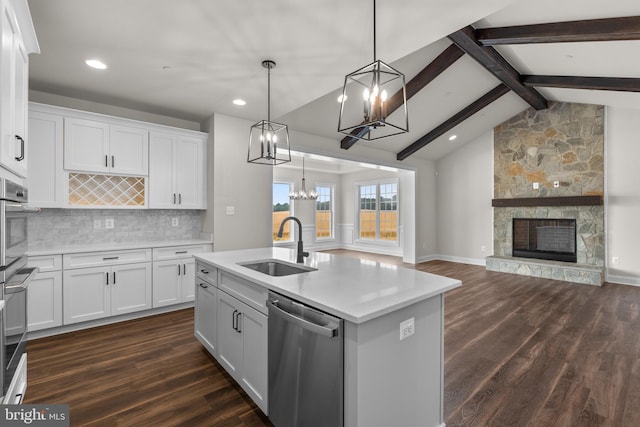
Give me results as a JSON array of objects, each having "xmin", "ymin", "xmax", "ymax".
[{"xmin": 27, "ymin": 0, "xmax": 640, "ymax": 161}]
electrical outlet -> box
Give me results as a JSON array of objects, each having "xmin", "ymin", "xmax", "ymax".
[
  {"xmin": 105, "ymin": 218, "xmax": 114, "ymax": 229},
  {"xmin": 554, "ymin": 181, "xmax": 560, "ymax": 188},
  {"xmin": 171, "ymin": 217, "xmax": 179, "ymax": 227},
  {"xmin": 612, "ymin": 256, "xmax": 620, "ymax": 265},
  {"xmin": 93, "ymin": 219, "xmax": 102, "ymax": 230},
  {"xmin": 533, "ymin": 182, "xmax": 539, "ymax": 190},
  {"xmin": 399, "ymin": 317, "xmax": 415, "ymax": 341},
  {"xmin": 226, "ymin": 206, "xmax": 235, "ymax": 215}
]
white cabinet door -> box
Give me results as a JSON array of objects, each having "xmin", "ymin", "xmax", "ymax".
[
  {"xmin": 63, "ymin": 266, "xmax": 110, "ymax": 324},
  {"xmin": 239, "ymin": 303, "xmax": 268, "ymax": 413},
  {"xmin": 0, "ymin": 2, "xmax": 29, "ymax": 177},
  {"xmin": 152, "ymin": 259, "xmax": 180, "ymax": 307},
  {"xmin": 180, "ymin": 258, "xmax": 196, "ymax": 302},
  {"xmin": 63, "ymin": 117, "xmax": 110, "ymax": 173},
  {"xmin": 217, "ymin": 291, "xmax": 243, "ymax": 379},
  {"xmin": 175, "ymin": 135, "xmax": 204, "ymax": 209},
  {"xmin": 111, "ymin": 262, "xmax": 152, "ymax": 315},
  {"xmin": 148, "ymin": 131, "xmax": 175, "ymax": 208},
  {"xmin": 27, "ymin": 270, "xmax": 63, "ymax": 332},
  {"xmin": 195, "ymin": 281, "xmax": 217, "ymax": 356},
  {"xmin": 27, "ymin": 110, "xmax": 65, "ymax": 207},
  {"xmin": 109, "ymin": 124, "xmax": 148, "ymax": 175}
]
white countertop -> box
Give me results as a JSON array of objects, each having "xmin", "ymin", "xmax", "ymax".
[
  {"xmin": 27, "ymin": 239, "xmax": 213, "ymax": 257},
  {"xmin": 195, "ymin": 247, "xmax": 461, "ymax": 324}
]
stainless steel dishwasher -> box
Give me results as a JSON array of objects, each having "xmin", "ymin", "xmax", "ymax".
[{"xmin": 267, "ymin": 291, "xmax": 344, "ymax": 427}]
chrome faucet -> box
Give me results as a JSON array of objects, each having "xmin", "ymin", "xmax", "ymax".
[{"xmin": 277, "ymin": 216, "xmax": 309, "ymax": 263}]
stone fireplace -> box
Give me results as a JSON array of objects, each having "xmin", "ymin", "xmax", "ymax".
[{"xmin": 485, "ymin": 102, "xmax": 605, "ymax": 285}]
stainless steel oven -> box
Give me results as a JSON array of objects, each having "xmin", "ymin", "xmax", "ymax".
[{"xmin": 0, "ymin": 178, "xmax": 39, "ymax": 400}]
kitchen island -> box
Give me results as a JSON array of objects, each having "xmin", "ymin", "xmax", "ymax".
[{"xmin": 194, "ymin": 247, "xmax": 460, "ymax": 427}]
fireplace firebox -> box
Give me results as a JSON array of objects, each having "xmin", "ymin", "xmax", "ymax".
[{"xmin": 512, "ymin": 218, "xmax": 577, "ymax": 263}]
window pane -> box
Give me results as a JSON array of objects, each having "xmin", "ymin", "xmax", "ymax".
[
  {"xmin": 316, "ymin": 185, "xmax": 332, "ymax": 239},
  {"xmin": 359, "ymin": 185, "xmax": 377, "ymax": 239},
  {"xmin": 379, "ymin": 183, "xmax": 397, "ymax": 241},
  {"xmin": 273, "ymin": 182, "xmax": 292, "ymax": 241}
]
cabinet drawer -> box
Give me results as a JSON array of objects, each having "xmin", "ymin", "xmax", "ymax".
[
  {"xmin": 219, "ymin": 271, "xmax": 268, "ymax": 315},
  {"xmin": 63, "ymin": 248, "xmax": 152, "ymax": 269},
  {"xmin": 196, "ymin": 262, "xmax": 217, "ymax": 285},
  {"xmin": 153, "ymin": 244, "xmax": 212, "ymax": 261},
  {"xmin": 28, "ymin": 254, "xmax": 62, "ymax": 272}
]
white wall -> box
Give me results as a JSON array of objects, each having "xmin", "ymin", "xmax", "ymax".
[
  {"xmin": 435, "ymin": 132, "xmax": 494, "ymax": 265},
  {"xmin": 204, "ymin": 113, "xmax": 273, "ymax": 251},
  {"xmin": 606, "ymin": 107, "xmax": 640, "ymax": 285}
]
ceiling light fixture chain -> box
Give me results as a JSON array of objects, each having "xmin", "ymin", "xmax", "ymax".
[{"xmin": 247, "ymin": 60, "xmax": 291, "ymax": 165}]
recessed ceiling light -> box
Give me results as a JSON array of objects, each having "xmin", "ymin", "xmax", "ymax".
[
  {"xmin": 85, "ymin": 59, "xmax": 107, "ymax": 70},
  {"xmin": 448, "ymin": 135, "xmax": 457, "ymax": 141},
  {"xmin": 233, "ymin": 99, "xmax": 246, "ymax": 106}
]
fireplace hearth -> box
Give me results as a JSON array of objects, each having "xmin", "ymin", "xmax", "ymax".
[{"xmin": 513, "ymin": 218, "xmax": 577, "ymax": 263}]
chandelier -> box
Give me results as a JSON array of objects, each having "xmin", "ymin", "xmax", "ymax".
[
  {"xmin": 337, "ymin": 0, "xmax": 408, "ymax": 141},
  {"xmin": 247, "ymin": 60, "xmax": 291, "ymax": 165},
  {"xmin": 289, "ymin": 158, "xmax": 318, "ymax": 200}
]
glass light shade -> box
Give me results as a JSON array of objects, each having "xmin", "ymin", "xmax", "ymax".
[
  {"xmin": 247, "ymin": 120, "xmax": 291, "ymax": 165},
  {"xmin": 338, "ymin": 59, "xmax": 408, "ymax": 141}
]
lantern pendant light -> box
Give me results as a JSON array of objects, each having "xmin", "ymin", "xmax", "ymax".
[
  {"xmin": 337, "ymin": 0, "xmax": 408, "ymax": 141},
  {"xmin": 247, "ymin": 60, "xmax": 292, "ymax": 165},
  {"xmin": 289, "ymin": 158, "xmax": 318, "ymax": 200}
]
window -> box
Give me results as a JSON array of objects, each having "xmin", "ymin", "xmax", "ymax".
[
  {"xmin": 273, "ymin": 182, "xmax": 293, "ymax": 242},
  {"xmin": 315, "ymin": 185, "xmax": 334, "ymax": 240},
  {"xmin": 358, "ymin": 181, "xmax": 398, "ymax": 242}
]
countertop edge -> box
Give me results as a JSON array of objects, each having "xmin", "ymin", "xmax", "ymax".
[{"xmin": 27, "ymin": 239, "xmax": 213, "ymax": 257}]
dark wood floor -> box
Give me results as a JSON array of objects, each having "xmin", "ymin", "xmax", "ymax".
[{"xmin": 25, "ymin": 250, "xmax": 640, "ymax": 426}]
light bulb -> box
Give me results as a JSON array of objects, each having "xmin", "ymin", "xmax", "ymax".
[
  {"xmin": 372, "ymin": 85, "xmax": 379, "ymax": 97},
  {"xmin": 363, "ymin": 88, "xmax": 370, "ymax": 101},
  {"xmin": 273, "ymin": 134, "xmax": 278, "ymax": 143},
  {"xmin": 381, "ymin": 90, "xmax": 388, "ymax": 101}
]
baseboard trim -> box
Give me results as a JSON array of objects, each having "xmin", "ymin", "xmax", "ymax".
[{"xmin": 607, "ymin": 273, "xmax": 640, "ymax": 287}]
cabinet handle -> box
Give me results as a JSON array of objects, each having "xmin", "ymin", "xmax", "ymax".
[
  {"xmin": 105, "ymin": 155, "xmax": 108, "ymax": 167},
  {"xmin": 103, "ymin": 256, "xmax": 119, "ymax": 261},
  {"xmin": 199, "ymin": 283, "xmax": 208, "ymax": 289},
  {"xmin": 177, "ymin": 264, "xmax": 181, "ymax": 276},
  {"xmin": 179, "ymin": 193, "xmax": 182, "ymax": 204},
  {"xmin": 200, "ymin": 269, "xmax": 209, "ymax": 274},
  {"xmin": 14, "ymin": 135, "xmax": 25, "ymax": 161},
  {"xmin": 111, "ymin": 155, "xmax": 115, "ymax": 168},
  {"xmin": 232, "ymin": 309, "xmax": 238, "ymax": 331},
  {"xmin": 183, "ymin": 264, "xmax": 186, "ymax": 275},
  {"xmin": 113, "ymin": 271, "xmax": 116, "ymax": 284},
  {"xmin": 235, "ymin": 312, "xmax": 242, "ymax": 333},
  {"xmin": 175, "ymin": 251, "xmax": 187, "ymax": 254},
  {"xmin": 173, "ymin": 193, "xmax": 176, "ymax": 204},
  {"xmin": 106, "ymin": 272, "xmax": 110, "ymax": 285}
]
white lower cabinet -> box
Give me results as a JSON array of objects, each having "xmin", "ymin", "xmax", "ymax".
[
  {"xmin": 152, "ymin": 258, "xmax": 195, "ymax": 307},
  {"xmin": 217, "ymin": 289, "xmax": 268, "ymax": 414},
  {"xmin": 63, "ymin": 262, "xmax": 151, "ymax": 325},
  {"xmin": 195, "ymin": 280, "xmax": 217, "ymax": 355},
  {"xmin": 27, "ymin": 255, "xmax": 63, "ymax": 332}
]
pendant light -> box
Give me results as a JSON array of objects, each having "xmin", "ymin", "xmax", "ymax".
[
  {"xmin": 337, "ymin": 0, "xmax": 408, "ymax": 141},
  {"xmin": 289, "ymin": 158, "xmax": 318, "ymax": 200},
  {"xmin": 248, "ymin": 60, "xmax": 291, "ymax": 165}
]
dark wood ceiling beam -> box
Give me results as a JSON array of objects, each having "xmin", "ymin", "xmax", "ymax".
[
  {"xmin": 341, "ymin": 43, "xmax": 464, "ymax": 150},
  {"xmin": 396, "ymin": 84, "xmax": 510, "ymax": 161},
  {"xmin": 476, "ymin": 16, "xmax": 640, "ymax": 45},
  {"xmin": 521, "ymin": 75, "xmax": 640, "ymax": 92},
  {"xmin": 448, "ymin": 26, "xmax": 547, "ymax": 110}
]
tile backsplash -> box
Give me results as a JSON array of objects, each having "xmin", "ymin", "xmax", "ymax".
[{"xmin": 28, "ymin": 209, "xmax": 204, "ymax": 250}]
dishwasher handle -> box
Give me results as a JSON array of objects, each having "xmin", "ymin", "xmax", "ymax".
[{"xmin": 267, "ymin": 299, "xmax": 339, "ymax": 338}]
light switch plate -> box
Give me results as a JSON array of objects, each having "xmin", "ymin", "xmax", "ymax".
[
  {"xmin": 533, "ymin": 182, "xmax": 539, "ymax": 189},
  {"xmin": 171, "ymin": 217, "xmax": 179, "ymax": 227},
  {"xmin": 226, "ymin": 206, "xmax": 235, "ymax": 215}
]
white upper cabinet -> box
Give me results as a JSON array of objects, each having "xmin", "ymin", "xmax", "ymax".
[
  {"xmin": 148, "ymin": 131, "xmax": 206, "ymax": 209},
  {"xmin": 64, "ymin": 118, "xmax": 149, "ymax": 176},
  {"xmin": 27, "ymin": 109, "xmax": 65, "ymax": 207},
  {"xmin": 0, "ymin": 0, "xmax": 37, "ymax": 179}
]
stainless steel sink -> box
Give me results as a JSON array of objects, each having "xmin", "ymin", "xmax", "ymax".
[{"xmin": 238, "ymin": 259, "xmax": 317, "ymax": 277}]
